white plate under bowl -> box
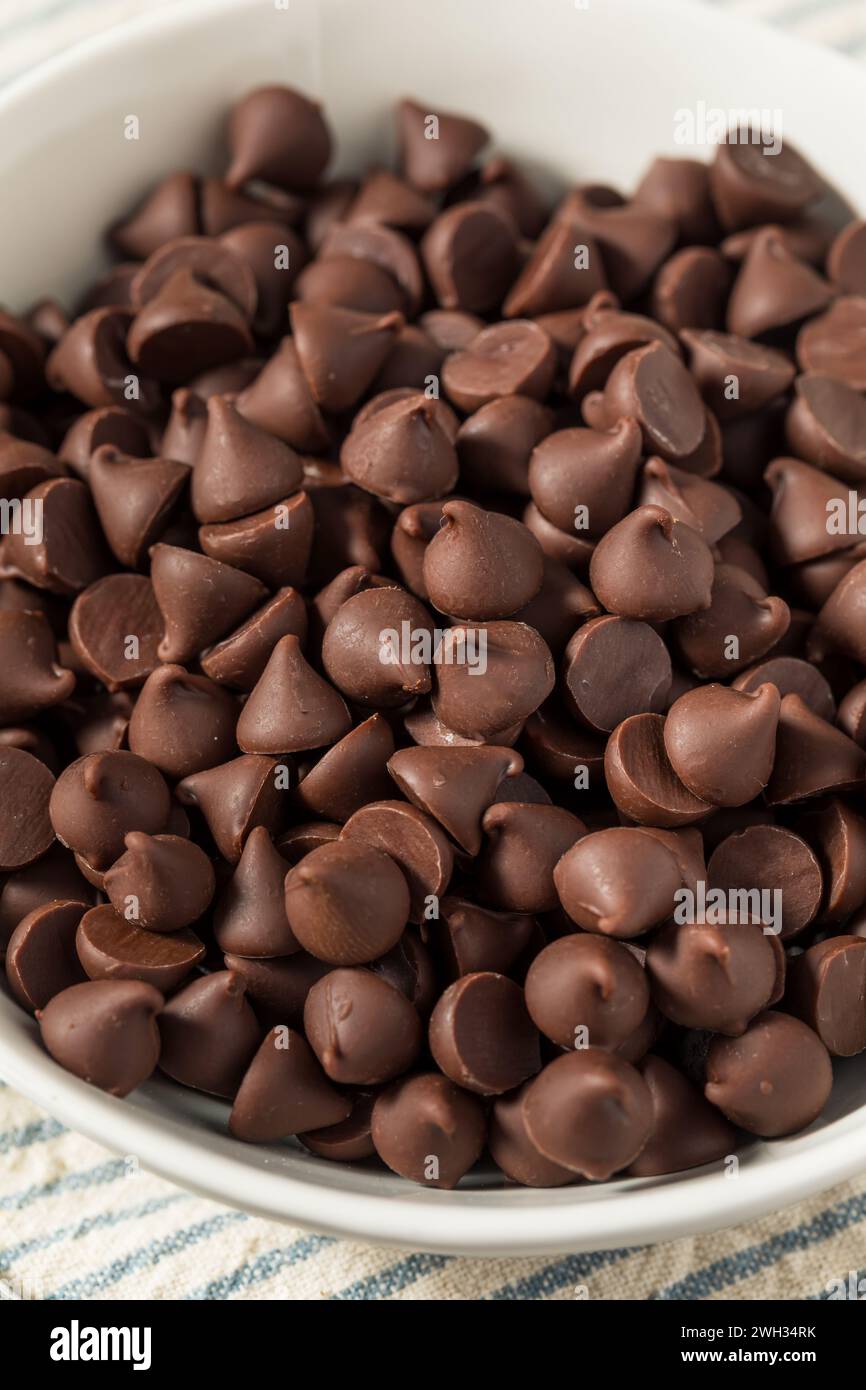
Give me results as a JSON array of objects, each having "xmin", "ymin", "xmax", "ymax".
[{"xmin": 2, "ymin": 0, "xmax": 866, "ymax": 1256}]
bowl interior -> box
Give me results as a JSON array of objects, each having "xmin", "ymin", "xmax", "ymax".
[{"xmin": 2, "ymin": 0, "xmax": 866, "ymax": 1254}]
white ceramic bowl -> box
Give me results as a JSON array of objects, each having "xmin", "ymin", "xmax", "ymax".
[{"xmin": 2, "ymin": 0, "xmax": 866, "ymax": 1256}]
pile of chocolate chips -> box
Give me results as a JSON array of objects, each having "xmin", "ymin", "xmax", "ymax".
[{"xmin": 3, "ymin": 85, "xmax": 866, "ymax": 1191}]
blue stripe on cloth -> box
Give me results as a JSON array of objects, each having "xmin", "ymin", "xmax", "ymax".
[
  {"xmin": 486, "ymin": 1245, "xmax": 638, "ymax": 1301},
  {"xmin": 0, "ymin": 1157, "xmax": 127, "ymax": 1212},
  {"xmin": 185, "ymin": 1233, "xmax": 335, "ymax": 1300},
  {"xmin": 331, "ymin": 1253, "xmax": 451, "ymax": 1300},
  {"xmin": 0, "ymin": 1115, "xmax": 65, "ymax": 1154},
  {"xmin": 46, "ymin": 1210, "xmax": 249, "ymax": 1299},
  {"xmin": 0, "ymin": 1192, "xmax": 185, "ymax": 1267},
  {"xmin": 652, "ymin": 1189, "xmax": 866, "ymax": 1300}
]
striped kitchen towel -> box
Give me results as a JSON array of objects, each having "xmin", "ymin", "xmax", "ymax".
[{"xmin": 2, "ymin": 0, "xmax": 866, "ymax": 1300}]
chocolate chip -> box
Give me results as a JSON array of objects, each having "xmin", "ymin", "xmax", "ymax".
[
  {"xmin": 0, "ymin": 843, "xmax": 96, "ymax": 959},
  {"xmin": 563, "ymin": 615, "xmax": 671, "ymax": 733},
  {"xmin": 529, "ymin": 417, "xmax": 643, "ymax": 538},
  {"xmin": 396, "ymin": 99, "xmax": 488, "ymax": 193},
  {"xmin": 422, "ymin": 501, "xmax": 544, "ymax": 619},
  {"xmin": 370, "ymin": 930, "xmax": 439, "ymax": 1017},
  {"xmin": 111, "ymin": 172, "xmax": 198, "ymax": 259},
  {"xmin": 604, "ymin": 712, "xmax": 713, "ymax": 827},
  {"xmin": 158, "ymin": 970, "xmax": 261, "ymax": 1098},
  {"xmin": 785, "ymin": 936, "xmax": 866, "ymax": 1056},
  {"xmin": 647, "ymin": 919, "xmax": 783, "ymax": 1035},
  {"xmin": 435, "ymin": 896, "xmax": 535, "ymax": 980},
  {"xmin": 304, "ymin": 967, "xmax": 422, "ymax": 1086},
  {"xmin": 590, "ymin": 505, "xmax": 714, "ymax": 621},
  {"xmin": 709, "ymin": 132, "xmax": 823, "ymax": 232},
  {"xmin": 348, "ymin": 167, "xmax": 436, "ymax": 233},
  {"xmin": 827, "ymin": 218, "xmax": 866, "ymax": 293},
  {"xmin": 38, "ymin": 979, "xmax": 163, "ymax": 1097},
  {"xmin": 102, "ymin": 831, "xmax": 215, "ymax": 933},
  {"xmin": 682, "ymin": 329, "xmax": 795, "ymax": 420},
  {"xmin": 727, "ymin": 228, "xmax": 833, "ymax": 339},
  {"xmin": 796, "ymin": 296, "xmax": 866, "ymax": 390},
  {"xmin": 4, "ymin": 477, "xmax": 109, "ymax": 595},
  {"xmin": 707, "ymin": 825, "xmax": 823, "ymax": 939},
  {"xmin": 176, "ymin": 752, "xmax": 284, "ymax": 863},
  {"xmin": 0, "ymin": 609, "xmax": 75, "ymax": 721},
  {"xmin": 673, "ymin": 563, "xmax": 790, "ymax": 677},
  {"xmin": 69, "ymin": 574, "xmax": 163, "ymax": 692},
  {"xmin": 785, "ymin": 374, "xmax": 866, "ymax": 483},
  {"xmin": 488, "ymin": 1081, "xmax": 575, "ymax": 1187},
  {"xmin": 284, "ymin": 839, "xmax": 409, "ymax": 964},
  {"xmin": 128, "ymin": 665, "xmax": 238, "ymax": 778},
  {"xmin": 478, "ymin": 802, "xmax": 584, "ymax": 912},
  {"xmin": 200, "ymin": 587, "xmax": 308, "ymax": 690},
  {"xmin": 340, "ymin": 393, "xmax": 458, "ymax": 504},
  {"xmin": 626, "ymin": 1055, "xmax": 735, "ymax": 1178},
  {"xmin": 191, "ymin": 396, "xmax": 303, "ymax": 524},
  {"xmin": 341, "ymin": 800, "xmax": 453, "ymax": 922},
  {"xmin": 213, "ymin": 824, "xmax": 299, "ymax": 957},
  {"xmin": 505, "ymin": 220, "xmax": 606, "ymax": 318},
  {"xmin": 223, "ymin": 950, "xmax": 329, "ymax": 1030},
  {"xmin": 523, "ymin": 1048, "xmax": 653, "ymax": 1179},
  {"xmin": 236, "ymin": 338, "xmax": 329, "ymax": 453},
  {"xmin": 422, "ymin": 202, "xmax": 521, "ymax": 314},
  {"xmin": 221, "ymin": 221, "xmax": 307, "ymax": 336},
  {"xmin": 229, "ymin": 1027, "xmax": 350, "ymax": 1142},
  {"xmin": 442, "ymin": 320, "xmax": 556, "ymax": 413},
  {"xmin": 320, "ymin": 221, "xmax": 424, "ymax": 317},
  {"xmin": 75, "ymin": 904, "xmax": 204, "ymax": 993},
  {"xmin": 371, "ymin": 1072, "xmax": 486, "ymax": 1188},
  {"xmin": 127, "ymin": 268, "xmax": 254, "ymax": 383},
  {"xmin": 812, "ymin": 558, "xmax": 866, "ymax": 665},
  {"xmin": 295, "ymin": 714, "xmax": 395, "ymax": 824},
  {"xmin": 290, "ymin": 301, "xmax": 404, "ymax": 413},
  {"xmin": 46, "ymin": 308, "xmax": 158, "ymax": 411},
  {"xmin": 230, "ymin": 1028, "xmax": 353, "ymax": 1145},
  {"xmin": 555, "ymin": 826, "xmax": 683, "ymax": 937},
  {"xmin": 731, "ymin": 655, "xmax": 835, "ymax": 721},
  {"xmin": 226, "ymin": 86, "xmax": 331, "ymax": 192},
  {"xmin": 556, "ymin": 189, "xmax": 675, "ymax": 302},
  {"xmin": 766, "ymin": 693, "xmax": 866, "ymax": 804},
  {"xmin": 525, "ymin": 934, "xmax": 650, "ymax": 1051},
  {"xmin": 433, "ymin": 620, "xmax": 554, "ymax": 740},
  {"xmin": 150, "ymin": 543, "xmax": 267, "ymax": 665},
  {"xmin": 0, "ymin": 747, "xmax": 55, "ymax": 870},
  {"xmin": 457, "ymin": 395, "xmax": 553, "ymax": 496},
  {"xmin": 429, "ymin": 972, "xmax": 540, "ymax": 1095},
  {"xmin": 651, "ymin": 247, "xmax": 731, "ymax": 333},
  {"xmin": 5, "ymin": 901, "xmax": 88, "ymax": 1011},
  {"xmin": 295, "ymin": 253, "xmax": 404, "ymax": 314},
  {"xmin": 49, "ymin": 750, "xmax": 170, "ymax": 871},
  {"xmin": 664, "ymin": 683, "xmax": 780, "ymax": 806},
  {"xmin": 705, "ymin": 1010, "xmax": 832, "ymax": 1137},
  {"xmin": 299, "ymin": 1089, "xmax": 377, "ymax": 1163},
  {"xmin": 591, "ymin": 341, "xmax": 706, "ymax": 460}
]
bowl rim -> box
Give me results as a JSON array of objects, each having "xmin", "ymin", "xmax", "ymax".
[{"xmin": 2, "ymin": 0, "xmax": 866, "ymax": 1255}]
